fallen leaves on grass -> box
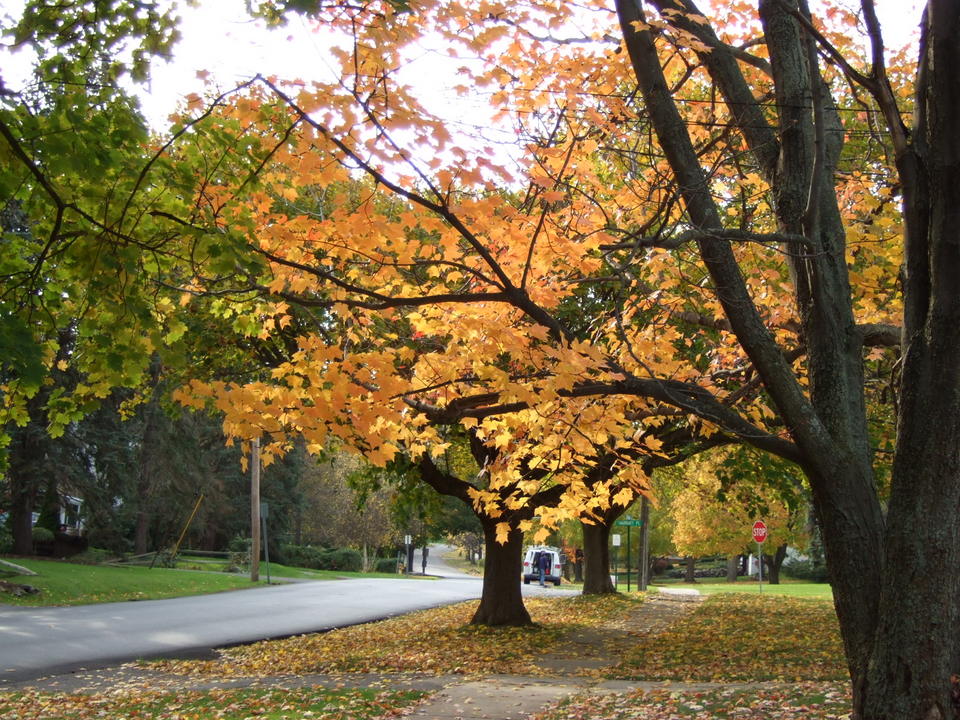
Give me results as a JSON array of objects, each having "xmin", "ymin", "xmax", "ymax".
[
  {"xmin": 149, "ymin": 594, "xmax": 642, "ymax": 678},
  {"xmin": 611, "ymin": 594, "xmax": 846, "ymax": 682},
  {"xmin": 532, "ymin": 684, "xmax": 851, "ymax": 720},
  {"xmin": 0, "ymin": 686, "xmax": 426, "ymax": 720}
]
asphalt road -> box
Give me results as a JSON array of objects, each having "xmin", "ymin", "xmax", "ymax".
[{"xmin": 0, "ymin": 544, "xmax": 569, "ymax": 682}]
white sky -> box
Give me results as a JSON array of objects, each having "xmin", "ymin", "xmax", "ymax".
[{"xmin": 1, "ymin": 0, "xmax": 926, "ymax": 131}]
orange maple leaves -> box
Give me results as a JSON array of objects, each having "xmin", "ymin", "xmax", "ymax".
[{"xmin": 167, "ymin": 0, "xmax": 905, "ymax": 531}]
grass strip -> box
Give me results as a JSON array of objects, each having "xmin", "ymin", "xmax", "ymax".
[
  {"xmin": 0, "ymin": 686, "xmax": 426, "ymax": 720},
  {"xmin": 612, "ymin": 594, "xmax": 846, "ymax": 682},
  {"xmin": 0, "ymin": 557, "xmax": 267, "ymax": 606},
  {"xmin": 533, "ymin": 683, "xmax": 851, "ymax": 719}
]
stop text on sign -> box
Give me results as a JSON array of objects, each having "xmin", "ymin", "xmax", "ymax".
[{"xmin": 752, "ymin": 520, "xmax": 768, "ymax": 544}]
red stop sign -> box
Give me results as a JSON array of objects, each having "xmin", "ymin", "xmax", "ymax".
[{"xmin": 752, "ymin": 520, "xmax": 768, "ymax": 543}]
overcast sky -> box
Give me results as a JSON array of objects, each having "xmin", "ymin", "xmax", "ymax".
[{"xmin": 2, "ymin": 0, "xmax": 926, "ymax": 131}]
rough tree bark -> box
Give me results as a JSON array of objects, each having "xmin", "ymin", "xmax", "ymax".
[
  {"xmin": 860, "ymin": 5, "xmax": 960, "ymax": 717},
  {"xmin": 726, "ymin": 556, "xmax": 739, "ymax": 583},
  {"xmin": 581, "ymin": 520, "xmax": 617, "ymax": 594},
  {"xmin": 614, "ymin": 1, "xmax": 945, "ymax": 716},
  {"xmin": 416, "ymin": 449, "xmax": 564, "ymax": 626},
  {"xmin": 763, "ymin": 544, "xmax": 788, "ymax": 585},
  {"xmin": 473, "ymin": 518, "xmax": 530, "ymax": 625},
  {"xmin": 7, "ymin": 397, "xmax": 50, "ymax": 555}
]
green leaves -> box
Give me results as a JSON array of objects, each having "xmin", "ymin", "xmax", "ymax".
[
  {"xmin": 8, "ymin": 0, "xmax": 182, "ymax": 84},
  {"xmin": 0, "ymin": 312, "xmax": 45, "ymax": 390}
]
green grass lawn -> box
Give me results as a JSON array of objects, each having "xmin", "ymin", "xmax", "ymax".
[
  {"xmin": 0, "ymin": 555, "xmax": 421, "ymax": 607},
  {"xmin": 171, "ymin": 553, "xmax": 406, "ymax": 580},
  {"xmin": 0, "ymin": 557, "xmax": 269, "ymax": 606},
  {"xmin": 251, "ymin": 561, "xmax": 408, "ymax": 581},
  {"xmin": 651, "ymin": 579, "xmax": 833, "ymax": 599}
]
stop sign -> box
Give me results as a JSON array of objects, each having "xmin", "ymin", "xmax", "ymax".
[{"xmin": 752, "ymin": 520, "xmax": 768, "ymax": 543}]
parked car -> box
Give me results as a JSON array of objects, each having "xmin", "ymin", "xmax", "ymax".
[{"xmin": 522, "ymin": 545, "xmax": 564, "ymax": 586}]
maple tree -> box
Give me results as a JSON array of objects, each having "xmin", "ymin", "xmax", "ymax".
[
  {"xmin": 668, "ymin": 447, "xmax": 809, "ymax": 583},
  {"xmin": 0, "ymin": 2, "xmax": 194, "ymax": 552}
]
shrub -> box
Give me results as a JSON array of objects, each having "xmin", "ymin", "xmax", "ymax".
[
  {"xmin": 31, "ymin": 526, "xmax": 54, "ymax": 543},
  {"xmin": 322, "ymin": 548, "xmax": 363, "ymax": 572},
  {"xmin": 782, "ymin": 557, "xmax": 830, "ymax": 583},
  {"xmin": 375, "ymin": 557, "xmax": 399, "ymax": 573},
  {"xmin": 228, "ymin": 536, "xmax": 251, "ymax": 553},
  {"xmin": 0, "ymin": 524, "xmax": 11, "ymax": 554},
  {"xmin": 281, "ymin": 544, "xmax": 326, "ymax": 569},
  {"xmin": 70, "ymin": 547, "xmax": 116, "ymax": 565}
]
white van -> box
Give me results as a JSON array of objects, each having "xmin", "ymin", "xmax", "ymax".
[{"xmin": 522, "ymin": 546, "xmax": 564, "ymax": 586}]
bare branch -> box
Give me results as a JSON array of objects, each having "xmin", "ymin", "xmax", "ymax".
[{"xmin": 600, "ymin": 226, "xmax": 813, "ymax": 251}]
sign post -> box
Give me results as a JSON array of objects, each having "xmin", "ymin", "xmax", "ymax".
[
  {"xmin": 752, "ymin": 520, "xmax": 767, "ymax": 593},
  {"xmin": 616, "ymin": 517, "xmax": 643, "ymax": 592},
  {"xmin": 260, "ymin": 501, "xmax": 270, "ymax": 585},
  {"xmin": 404, "ymin": 534, "xmax": 412, "ymax": 574},
  {"xmin": 612, "ymin": 533, "xmax": 621, "ymax": 590}
]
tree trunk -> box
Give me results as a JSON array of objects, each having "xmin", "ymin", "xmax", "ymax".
[
  {"xmin": 581, "ymin": 521, "xmax": 616, "ymax": 594},
  {"xmin": 134, "ymin": 507, "xmax": 150, "ymax": 555},
  {"xmin": 470, "ymin": 518, "xmax": 530, "ymax": 626},
  {"xmin": 294, "ymin": 506, "xmax": 303, "ymax": 546},
  {"xmin": 726, "ymin": 555, "xmax": 739, "ymax": 583},
  {"xmin": 9, "ymin": 484, "xmax": 36, "ymax": 556},
  {"xmin": 7, "ymin": 418, "xmax": 47, "ymax": 555},
  {"xmin": 684, "ymin": 556, "xmax": 696, "ymax": 583},
  {"xmin": 860, "ymin": 21, "xmax": 960, "ymax": 707},
  {"xmin": 134, "ymin": 392, "xmax": 162, "ymax": 556},
  {"xmin": 764, "ymin": 545, "xmax": 787, "ymax": 585}
]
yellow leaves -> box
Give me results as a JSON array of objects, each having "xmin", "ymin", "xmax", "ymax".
[
  {"xmin": 148, "ymin": 595, "xmax": 637, "ymax": 680},
  {"xmin": 495, "ymin": 522, "xmax": 512, "ymax": 544},
  {"xmin": 366, "ymin": 442, "xmax": 399, "ymax": 467},
  {"xmin": 616, "ymin": 595, "xmax": 846, "ymax": 683},
  {"xmin": 613, "ymin": 487, "xmax": 635, "ymax": 507}
]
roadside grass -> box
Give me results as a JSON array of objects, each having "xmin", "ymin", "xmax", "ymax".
[
  {"xmin": 0, "ymin": 556, "xmax": 416, "ymax": 606},
  {"xmin": 167, "ymin": 555, "xmax": 407, "ymax": 581},
  {"xmin": 0, "ymin": 557, "xmax": 267, "ymax": 606},
  {"xmin": 255, "ymin": 562, "xmax": 405, "ymax": 581},
  {"xmin": 0, "ymin": 686, "xmax": 427, "ymax": 720},
  {"xmin": 149, "ymin": 593, "xmax": 644, "ymax": 677},
  {"xmin": 610, "ymin": 593, "xmax": 847, "ymax": 682},
  {"xmin": 438, "ymin": 548, "xmax": 484, "ymax": 576},
  {"xmin": 652, "ymin": 579, "xmax": 833, "ymax": 599}
]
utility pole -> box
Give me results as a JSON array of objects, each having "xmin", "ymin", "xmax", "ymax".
[{"xmin": 251, "ymin": 437, "xmax": 261, "ymax": 582}]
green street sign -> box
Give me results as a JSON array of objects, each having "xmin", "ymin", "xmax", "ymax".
[{"xmin": 616, "ymin": 518, "xmax": 643, "ymax": 527}]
